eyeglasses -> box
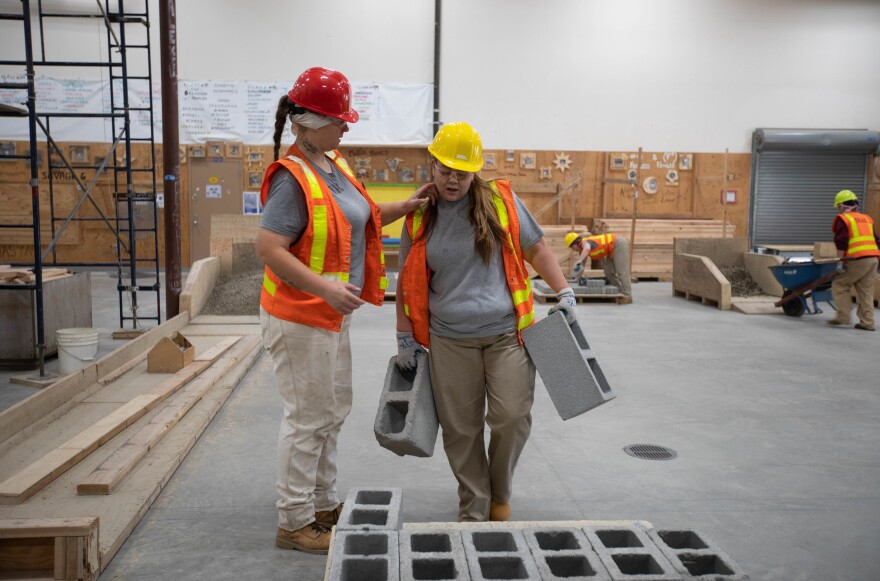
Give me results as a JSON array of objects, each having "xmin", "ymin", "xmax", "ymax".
[
  {"xmin": 433, "ymin": 163, "xmax": 471, "ymax": 181},
  {"xmin": 328, "ymin": 118, "xmax": 348, "ymax": 128}
]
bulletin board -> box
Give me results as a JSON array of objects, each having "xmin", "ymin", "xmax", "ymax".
[{"xmin": 364, "ymin": 183, "xmax": 419, "ymax": 238}]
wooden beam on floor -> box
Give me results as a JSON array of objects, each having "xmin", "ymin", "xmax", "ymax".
[{"xmin": 77, "ymin": 337, "xmax": 254, "ymax": 495}]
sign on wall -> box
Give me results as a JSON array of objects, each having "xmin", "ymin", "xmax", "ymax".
[{"xmin": 0, "ymin": 75, "xmax": 432, "ymax": 146}]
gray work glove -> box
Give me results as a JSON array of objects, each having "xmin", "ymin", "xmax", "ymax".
[
  {"xmin": 547, "ymin": 287, "xmax": 577, "ymax": 324},
  {"xmin": 572, "ymin": 262, "xmax": 584, "ymax": 277},
  {"xmin": 396, "ymin": 332, "xmax": 425, "ymax": 372}
]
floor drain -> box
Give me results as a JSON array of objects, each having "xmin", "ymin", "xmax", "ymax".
[{"xmin": 623, "ymin": 444, "xmax": 677, "ymax": 460}]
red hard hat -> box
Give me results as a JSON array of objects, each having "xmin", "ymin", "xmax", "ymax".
[{"xmin": 288, "ymin": 67, "xmax": 359, "ymax": 123}]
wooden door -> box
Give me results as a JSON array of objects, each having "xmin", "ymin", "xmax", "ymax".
[{"xmin": 188, "ymin": 159, "xmax": 244, "ymax": 262}]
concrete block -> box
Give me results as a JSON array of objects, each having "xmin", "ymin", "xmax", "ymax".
[
  {"xmin": 523, "ymin": 527, "xmax": 611, "ymax": 580},
  {"xmin": 583, "ymin": 526, "xmax": 679, "ymax": 580},
  {"xmin": 399, "ymin": 529, "xmax": 470, "ymax": 581},
  {"xmin": 603, "ymin": 285, "xmax": 619, "ymax": 294},
  {"xmin": 328, "ymin": 530, "xmax": 400, "ymax": 581},
  {"xmin": 647, "ymin": 529, "xmax": 749, "ymax": 580},
  {"xmin": 462, "ymin": 529, "xmax": 541, "ymax": 580},
  {"xmin": 373, "ymin": 352, "xmax": 439, "ymax": 457},
  {"xmin": 337, "ymin": 488, "xmax": 404, "ymax": 531},
  {"xmin": 521, "ymin": 312, "xmax": 616, "ymax": 420}
]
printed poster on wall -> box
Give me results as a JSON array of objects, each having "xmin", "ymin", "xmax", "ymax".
[{"xmin": 1, "ymin": 75, "xmax": 432, "ymax": 145}]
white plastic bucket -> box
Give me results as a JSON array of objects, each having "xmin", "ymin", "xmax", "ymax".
[{"xmin": 56, "ymin": 327, "xmax": 99, "ymax": 375}]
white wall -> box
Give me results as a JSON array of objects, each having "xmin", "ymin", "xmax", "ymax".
[{"xmin": 1, "ymin": 0, "xmax": 878, "ymax": 152}]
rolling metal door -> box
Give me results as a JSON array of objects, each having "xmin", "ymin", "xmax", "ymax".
[
  {"xmin": 751, "ymin": 151, "xmax": 867, "ymax": 246},
  {"xmin": 749, "ymin": 129, "xmax": 878, "ymax": 247}
]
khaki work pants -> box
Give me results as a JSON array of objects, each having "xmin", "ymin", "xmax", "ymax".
[
  {"xmin": 830, "ymin": 256, "xmax": 879, "ymax": 329},
  {"xmin": 260, "ymin": 308, "xmax": 352, "ymax": 531},
  {"xmin": 428, "ymin": 332, "xmax": 535, "ymax": 522},
  {"xmin": 606, "ymin": 238, "xmax": 632, "ymax": 297}
]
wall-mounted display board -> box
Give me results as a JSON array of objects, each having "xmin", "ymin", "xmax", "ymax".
[{"xmin": 0, "ymin": 75, "xmax": 432, "ymax": 146}]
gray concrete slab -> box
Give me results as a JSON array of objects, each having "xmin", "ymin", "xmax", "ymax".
[{"xmin": 7, "ymin": 276, "xmax": 878, "ymax": 580}]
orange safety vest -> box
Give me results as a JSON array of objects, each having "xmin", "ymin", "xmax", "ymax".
[
  {"xmin": 400, "ymin": 180, "xmax": 535, "ymax": 347},
  {"xmin": 259, "ymin": 144, "xmax": 387, "ymax": 332},
  {"xmin": 834, "ymin": 211, "xmax": 880, "ymax": 260},
  {"xmin": 582, "ymin": 234, "xmax": 616, "ymax": 260}
]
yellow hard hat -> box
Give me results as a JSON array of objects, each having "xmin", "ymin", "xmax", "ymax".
[
  {"xmin": 833, "ymin": 189, "xmax": 858, "ymax": 208},
  {"xmin": 428, "ymin": 122, "xmax": 483, "ymax": 172},
  {"xmin": 564, "ymin": 232, "xmax": 580, "ymax": 247}
]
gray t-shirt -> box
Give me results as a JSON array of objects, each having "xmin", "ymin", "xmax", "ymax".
[
  {"xmin": 260, "ymin": 161, "xmax": 370, "ymax": 293},
  {"xmin": 399, "ymin": 192, "xmax": 543, "ymax": 338}
]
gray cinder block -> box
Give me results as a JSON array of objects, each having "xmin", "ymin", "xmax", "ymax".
[
  {"xmin": 462, "ymin": 529, "xmax": 541, "ymax": 581},
  {"xmin": 647, "ymin": 529, "xmax": 749, "ymax": 580},
  {"xmin": 583, "ymin": 526, "xmax": 679, "ymax": 581},
  {"xmin": 521, "ymin": 312, "xmax": 616, "ymax": 420},
  {"xmin": 523, "ymin": 527, "xmax": 611, "ymax": 580},
  {"xmin": 399, "ymin": 529, "xmax": 470, "ymax": 581},
  {"xmin": 337, "ymin": 488, "xmax": 404, "ymax": 531},
  {"xmin": 374, "ymin": 352, "xmax": 439, "ymax": 457},
  {"xmin": 328, "ymin": 530, "xmax": 400, "ymax": 581}
]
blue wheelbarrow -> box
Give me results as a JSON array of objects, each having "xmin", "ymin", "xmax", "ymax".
[{"xmin": 769, "ymin": 260, "xmax": 840, "ymax": 317}]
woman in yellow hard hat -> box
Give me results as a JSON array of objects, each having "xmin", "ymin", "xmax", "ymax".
[
  {"xmin": 394, "ymin": 121, "xmax": 575, "ymax": 522},
  {"xmin": 827, "ymin": 189, "xmax": 879, "ymax": 330},
  {"xmin": 565, "ymin": 230, "xmax": 633, "ymax": 302}
]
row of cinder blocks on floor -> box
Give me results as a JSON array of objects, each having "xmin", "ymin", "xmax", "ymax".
[
  {"xmin": 329, "ymin": 488, "xmax": 748, "ymax": 581},
  {"xmin": 372, "ymin": 313, "xmax": 617, "ymax": 459}
]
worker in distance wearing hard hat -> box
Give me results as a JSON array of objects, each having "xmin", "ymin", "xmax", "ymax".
[
  {"xmin": 256, "ymin": 67, "xmax": 429, "ymax": 554},
  {"xmin": 395, "ymin": 122, "xmax": 576, "ymax": 523},
  {"xmin": 827, "ymin": 189, "xmax": 880, "ymax": 331},
  {"xmin": 565, "ymin": 230, "xmax": 633, "ymax": 304}
]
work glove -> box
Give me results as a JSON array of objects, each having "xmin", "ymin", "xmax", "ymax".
[
  {"xmin": 396, "ymin": 332, "xmax": 425, "ymax": 372},
  {"xmin": 547, "ymin": 287, "xmax": 578, "ymax": 324},
  {"xmin": 572, "ymin": 262, "xmax": 584, "ymax": 277}
]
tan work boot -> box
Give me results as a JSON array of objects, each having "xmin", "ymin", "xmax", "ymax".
[
  {"xmin": 489, "ymin": 501, "xmax": 510, "ymax": 522},
  {"xmin": 315, "ymin": 503, "xmax": 343, "ymax": 528},
  {"xmin": 275, "ymin": 522, "xmax": 331, "ymax": 554},
  {"xmin": 618, "ymin": 296, "xmax": 633, "ymax": 305}
]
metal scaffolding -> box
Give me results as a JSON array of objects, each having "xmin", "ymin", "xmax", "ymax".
[{"xmin": 0, "ymin": 0, "xmax": 161, "ymax": 374}]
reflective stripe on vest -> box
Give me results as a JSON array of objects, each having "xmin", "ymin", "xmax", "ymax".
[
  {"xmin": 403, "ymin": 205, "xmax": 429, "ymax": 319},
  {"xmin": 261, "ymin": 156, "xmax": 349, "ymax": 300},
  {"xmin": 841, "ymin": 213, "xmax": 880, "ymax": 258},
  {"xmin": 488, "ymin": 182, "xmax": 534, "ymax": 331},
  {"xmin": 587, "ymin": 234, "xmax": 615, "ymax": 260}
]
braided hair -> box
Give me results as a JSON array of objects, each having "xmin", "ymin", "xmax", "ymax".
[{"xmin": 272, "ymin": 95, "xmax": 302, "ymax": 161}]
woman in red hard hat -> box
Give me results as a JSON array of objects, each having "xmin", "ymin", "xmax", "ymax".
[
  {"xmin": 256, "ymin": 67, "xmax": 428, "ymax": 554},
  {"xmin": 827, "ymin": 189, "xmax": 880, "ymax": 331}
]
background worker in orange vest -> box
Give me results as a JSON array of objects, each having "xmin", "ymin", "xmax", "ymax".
[
  {"xmin": 255, "ymin": 67, "xmax": 429, "ymax": 554},
  {"xmin": 827, "ymin": 189, "xmax": 880, "ymax": 331},
  {"xmin": 395, "ymin": 122, "xmax": 576, "ymax": 523},
  {"xmin": 564, "ymin": 231, "xmax": 633, "ymax": 303}
]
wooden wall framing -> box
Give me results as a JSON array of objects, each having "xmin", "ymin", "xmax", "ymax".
[{"xmin": 2, "ymin": 139, "xmax": 876, "ymax": 268}]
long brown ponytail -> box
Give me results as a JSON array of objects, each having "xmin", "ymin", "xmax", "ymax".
[
  {"xmin": 469, "ymin": 175, "xmax": 509, "ymax": 263},
  {"xmin": 272, "ymin": 95, "xmax": 296, "ymax": 161}
]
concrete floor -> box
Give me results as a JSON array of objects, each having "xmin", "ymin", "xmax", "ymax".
[{"xmin": 4, "ymin": 271, "xmax": 879, "ymax": 580}]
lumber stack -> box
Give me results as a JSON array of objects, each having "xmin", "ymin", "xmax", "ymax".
[
  {"xmin": 597, "ymin": 219, "xmax": 735, "ymax": 280},
  {"xmin": 0, "ymin": 265, "xmax": 72, "ymax": 284}
]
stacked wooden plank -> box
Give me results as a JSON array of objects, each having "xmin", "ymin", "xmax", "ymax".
[
  {"xmin": 0, "ymin": 265, "xmax": 71, "ymax": 284},
  {"xmin": 597, "ymin": 219, "xmax": 735, "ymax": 280}
]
